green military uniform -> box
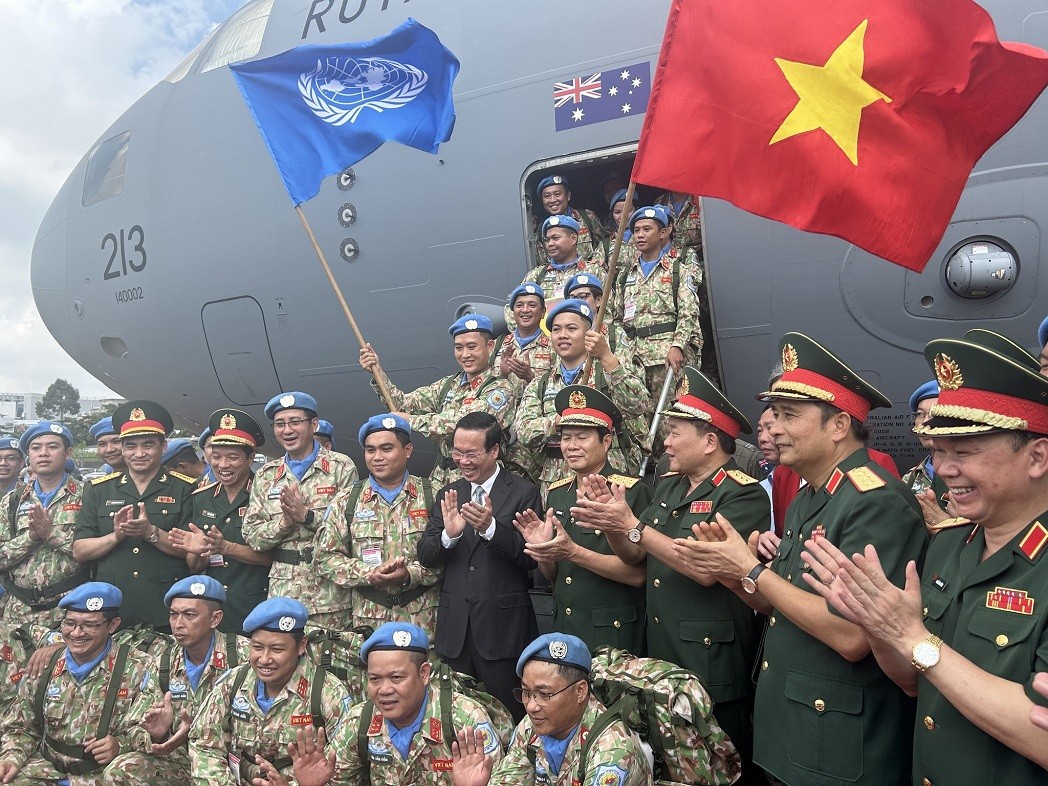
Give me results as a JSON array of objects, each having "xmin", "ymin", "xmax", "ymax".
[
  {"xmin": 546, "ymin": 466, "xmax": 651, "ymax": 653},
  {"xmin": 515, "ymin": 364, "xmax": 651, "ymax": 498},
  {"xmin": 754, "ymin": 448, "xmax": 925, "ymax": 785},
  {"xmin": 315, "ymin": 475, "xmax": 442, "ymax": 638},
  {"xmin": 0, "ymin": 479, "xmax": 88, "ymax": 627},
  {"xmin": 193, "ymin": 480, "xmax": 269, "ymax": 634},
  {"xmin": 568, "ymin": 207, "xmax": 609, "ymax": 265},
  {"xmin": 189, "ymin": 656, "xmax": 351, "ymax": 786},
  {"xmin": 74, "ymin": 471, "xmax": 195, "ymax": 629},
  {"xmin": 241, "ymin": 445, "xmax": 358, "ymax": 628},
  {"xmin": 372, "ymin": 369, "xmax": 517, "ymax": 488},
  {"xmin": 489, "ymin": 695, "xmax": 652, "ymax": 786},
  {"xmin": 330, "ymin": 682, "xmax": 505, "ymax": 785},
  {"xmin": 0, "ymin": 640, "xmax": 160, "ymax": 784}
]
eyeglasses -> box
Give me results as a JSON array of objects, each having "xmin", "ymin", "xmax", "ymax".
[
  {"xmin": 0, "ymin": 456, "xmax": 22, "ymax": 463},
  {"xmin": 274, "ymin": 418, "xmax": 312, "ymax": 429},
  {"xmin": 60, "ymin": 619, "xmax": 107, "ymax": 632},
  {"xmin": 512, "ymin": 678, "xmax": 584, "ymax": 706},
  {"xmin": 913, "ymin": 411, "xmax": 933, "ymax": 423},
  {"xmin": 451, "ymin": 449, "xmax": 488, "ymax": 461}
]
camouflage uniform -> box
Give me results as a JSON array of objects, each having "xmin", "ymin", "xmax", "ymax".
[
  {"xmin": 0, "ymin": 640, "xmax": 160, "ymax": 785},
  {"xmin": 505, "ymin": 258, "xmax": 608, "ymax": 331},
  {"xmin": 371, "ymin": 370, "xmax": 517, "ymax": 488},
  {"xmin": 0, "ymin": 479, "xmax": 88, "ymax": 628},
  {"xmin": 74, "ymin": 471, "xmax": 196, "ymax": 629},
  {"xmin": 104, "ymin": 631, "xmax": 249, "ymax": 785},
  {"xmin": 193, "ymin": 479, "xmax": 270, "ymax": 634},
  {"xmin": 901, "ymin": 456, "xmax": 949, "ymax": 507},
  {"xmin": 491, "ymin": 332, "xmax": 555, "ymax": 395},
  {"xmin": 489, "ymin": 695, "xmax": 652, "ymax": 786},
  {"xmin": 241, "ymin": 446, "xmax": 358, "ymax": 628},
  {"xmin": 613, "ymin": 245, "xmax": 704, "ymax": 395},
  {"xmin": 314, "ymin": 476, "xmax": 441, "ymax": 638},
  {"xmin": 189, "ymin": 656, "xmax": 351, "ymax": 786},
  {"xmin": 0, "ymin": 621, "xmax": 59, "ymax": 718},
  {"xmin": 566, "ymin": 207, "xmax": 609, "ymax": 265},
  {"xmin": 329, "ymin": 683, "xmax": 505, "ymax": 785},
  {"xmin": 515, "ymin": 364, "xmax": 652, "ymax": 497}
]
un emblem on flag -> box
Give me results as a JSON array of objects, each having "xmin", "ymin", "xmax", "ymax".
[{"xmin": 299, "ymin": 56, "xmax": 428, "ymax": 126}]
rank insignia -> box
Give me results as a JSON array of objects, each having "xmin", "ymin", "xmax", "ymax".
[
  {"xmin": 220, "ymin": 413, "xmax": 237, "ymax": 429},
  {"xmin": 986, "ymin": 587, "xmax": 1035, "ymax": 615},
  {"xmin": 213, "ymin": 651, "xmax": 227, "ymax": 670},
  {"xmin": 711, "ymin": 468, "xmax": 728, "ymax": 486},
  {"xmin": 368, "ymin": 713, "xmax": 383, "ymax": 734},
  {"xmin": 238, "ymin": 506, "xmax": 247, "ymax": 517},
  {"xmin": 690, "ymin": 501, "xmax": 713, "ymax": 514},
  {"xmin": 429, "ymin": 717, "xmax": 443, "ymax": 743},
  {"xmin": 825, "ymin": 468, "xmax": 846, "ymax": 495},
  {"xmin": 0, "ymin": 645, "xmax": 12, "ymax": 663},
  {"xmin": 321, "ymin": 457, "xmax": 330, "ymax": 473},
  {"xmin": 297, "ymin": 677, "xmax": 309, "ymax": 699},
  {"xmin": 1020, "ymin": 521, "xmax": 1048, "ymax": 561}
]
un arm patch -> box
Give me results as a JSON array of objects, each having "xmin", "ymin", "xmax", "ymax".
[
  {"xmin": 486, "ymin": 389, "xmax": 509, "ymax": 412},
  {"xmin": 591, "ymin": 764, "xmax": 628, "ymax": 786}
]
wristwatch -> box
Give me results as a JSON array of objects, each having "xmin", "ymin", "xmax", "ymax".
[
  {"xmin": 911, "ymin": 635, "xmax": 944, "ymax": 672},
  {"xmin": 627, "ymin": 521, "xmax": 647, "ymax": 543},
  {"xmin": 741, "ymin": 563, "xmax": 767, "ymax": 594},
  {"xmin": 302, "ymin": 510, "xmax": 315, "ymax": 526},
  {"xmin": 146, "ymin": 525, "xmax": 160, "ymax": 544}
]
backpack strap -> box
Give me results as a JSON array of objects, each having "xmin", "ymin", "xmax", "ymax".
[
  {"xmin": 340, "ymin": 481, "xmax": 365, "ymax": 549},
  {"xmin": 221, "ymin": 664, "xmax": 253, "ymax": 736},
  {"xmin": 489, "ymin": 334, "xmax": 508, "ymax": 368},
  {"xmin": 33, "ymin": 648, "xmax": 66, "ymax": 727},
  {"xmin": 357, "ymin": 699, "xmax": 375, "ymax": 786},
  {"xmin": 537, "ymin": 370, "xmax": 554, "ymax": 417},
  {"xmin": 578, "ymin": 209, "xmax": 610, "ymax": 262},
  {"xmin": 436, "ymin": 664, "xmax": 457, "ymax": 753},
  {"xmin": 421, "ymin": 478, "xmax": 434, "ymax": 512},
  {"xmin": 95, "ymin": 643, "xmax": 131, "ymax": 739},
  {"xmin": 310, "ymin": 666, "xmax": 328, "ymax": 730},
  {"xmin": 159, "ymin": 643, "xmax": 173, "ymax": 694},
  {"xmin": 227, "ymin": 640, "xmax": 239, "ymax": 669},
  {"xmin": 7, "ymin": 484, "xmax": 26, "ymax": 536},
  {"xmin": 576, "ymin": 692, "xmax": 636, "ymax": 782}
]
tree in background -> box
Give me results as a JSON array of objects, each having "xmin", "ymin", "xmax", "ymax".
[
  {"xmin": 37, "ymin": 379, "xmax": 81, "ymax": 421},
  {"xmin": 67, "ymin": 402, "xmax": 120, "ymax": 446}
]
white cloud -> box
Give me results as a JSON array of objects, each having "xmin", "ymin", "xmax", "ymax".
[{"xmin": 0, "ymin": 0, "xmax": 241, "ymax": 398}]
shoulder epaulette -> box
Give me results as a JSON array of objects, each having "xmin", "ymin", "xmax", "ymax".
[
  {"xmin": 193, "ymin": 481, "xmax": 219, "ymax": 495},
  {"xmin": 169, "ymin": 471, "xmax": 198, "ymax": 485},
  {"xmin": 660, "ymin": 471, "xmax": 681, "ymax": 478},
  {"xmin": 548, "ymin": 476, "xmax": 574, "ymax": 491},
  {"xmin": 91, "ymin": 471, "xmax": 121, "ymax": 485},
  {"xmin": 607, "ymin": 474, "xmax": 640, "ymax": 488},
  {"xmin": 846, "ymin": 466, "xmax": 886, "ymax": 493},
  {"xmin": 725, "ymin": 469, "xmax": 758, "ymax": 486},
  {"xmin": 928, "ymin": 517, "xmax": 974, "ymax": 533},
  {"xmin": 1020, "ymin": 521, "xmax": 1048, "ymax": 561}
]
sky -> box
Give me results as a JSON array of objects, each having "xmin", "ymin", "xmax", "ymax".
[{"xmin": 0, "ymin": 0, "xmax": 244, "ymax": 398}]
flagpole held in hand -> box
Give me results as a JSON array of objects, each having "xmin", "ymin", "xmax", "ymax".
[
  {"xmin": 638, "ymin": 367, "xmax": 675, "ymax": 478},
  {"xmin": 295, "ymin": 205, "xmax": 396, "ymax": 410}
]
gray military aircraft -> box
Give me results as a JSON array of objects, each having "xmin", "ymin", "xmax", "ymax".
[{"xmin": 31, "ymin": 0, "xmax": 1048, "ymax": 473}]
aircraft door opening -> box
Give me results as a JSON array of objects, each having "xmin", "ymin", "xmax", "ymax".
[{"xmin": 201, "ymin": 296, "xmax": 282, "ymax": 406}]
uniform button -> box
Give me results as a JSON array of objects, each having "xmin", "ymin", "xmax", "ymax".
[
  {"xmin": 653, "ymin": 518, "xmax": 659, "ymax": 525},
  {"xmin": 671, "ymin": 511, "xmax": 679, "ymax": 518},
  {"xmin": 654, "ymin": 616, "xmax": 660, "ymax": 624},
  {"xmin": 565, "ymin": 608, "xmax": 572, "ymax": 616},
  {"xmin": 761, "ymin": 660, "xmax": 768, "ymax": 671},
  {"xmin": 469, "ymin": 566, "xmax": 475, "ymax": 572},
  {"xmin": 787, "ymin": 574, "xmax": 793, "ymax": 581},
  {"xmin": 110, "ymin": 512, "xmax": 116, "ymax": 518},
  {"xmin": 613, "ymin": 621, "xmax": 621, "ymax": 629},
  {"xmin": 785, "ymin": 530, "xmax": 792, "ymax": 538},
  {"xmin": 923, "ymin": 716, "xmax": 935, "ymax": 730},
  {"xmin": 564, "ymin": 577, "xmax": 572, "ymax": 585},
  {"xmin": 769, "ymin": 616, "xmax": 776, "ymax": 626},
  {"xmin": 132, "ymin": 547, "xmax": 140, "ymax": 554},
  {"xmin": 594, "ymin": 529, "xmax": 602, "ymax": 536},
  {"xmin": 814, "ymin": 699, "xmax": 826, "ymax": 713},
  {"xmin": 703, "ymin": 636, "xmax": 712, "ymax": 646},
  {"xmin": 996, "ymin": 634, "xmax": 1009, "ymax": 647},
  {"xmin": 223, "ymin": 585, "xmax": 229, "ymax": 591},
  {"xmin": 162, "ymin": 509, "xmax": 168, "ymax": 514},
  {"xmin": 225, "ymin": 517, "xmax": 231, "ymax": 523},
  {"xmin": 653, "ymin": 579, "xmax": 661, "ymax": 588},
  {"xmin": 922, "ymin": 607, "xmax": 929, "ymax": 617},
  {"xmin": 132, "ymin": 571, "xmax": 139, "ymax": 578}
]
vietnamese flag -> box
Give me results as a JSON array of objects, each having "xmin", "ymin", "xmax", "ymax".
[{"xmin": 632, "ymin": 0, "xmax": 1048, "ymax": 271}]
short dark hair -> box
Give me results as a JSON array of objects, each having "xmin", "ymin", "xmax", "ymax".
[
  {"xmin": 454, "ymin": 412, "xmax": 502, "ymax": 451},
  {"xmin": 1008, "ymin": 430, "xmax": 1039, "ymax": 451},
  {"xmin": 691, "ymin": 420, "xmax": 736, "ymax": 455},
  {"xmin": 814, "ymin": 402, "xmax": 870, "ymax": 443},
  {"xmin": 409, "ymin": 651, "xmax": 427, "ymax": 667},
  {"xmin": 167, "ymin": 445, "xmax": 199, "ymax": 466},
  {"xmin": 554, "ymin": 663, "xmax": 591, "ymax": 691},
  {"xmin": 366, "ymin": 430, "xmax": 411, "ymax": 448}
]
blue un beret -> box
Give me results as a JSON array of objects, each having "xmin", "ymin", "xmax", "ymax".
[
  {"xmin": 564, "ymin": 273, "xmax": 604, "ymax": 299},
  {"xmin": 545, "ymin": 298, "xmax": 594, "ymax": 331},
  {"xmin": 516, "ymin": 632, "xmax": 591, "ymax": 677},
  {"xmin": 360, "ymin": 622, "xmax": 429, "ymax": 662},
  {"xmin": 608, "ymin": 188, "xmax": 638, "ymax": 209},
  {"xmin": 629, "ymin": 205, "xmax": 671, "ymax": 229},
  {"xmin": 264, "ymin": 392, "xmax": 319, "ymax": 421},
  {"xmin": 541, "ymin": 214, "xmax": 581, "ymax": 236},
  {"xmin": 536, "ymin": 174, "xmax": 569, "ymax": 198},
  {"xmin": 358, "ymin": 414, "xmax": 412, "ymax": 448},
  {"xmin": 198, "ymin": 427, "xmax": 213, "ymax": 447},
  {"xmin": 449, "ymin": 314, "xmax": 494, "ymax": 338},
  {"xmin": 165, "ymin": 575, "xmax": 226, "ymax": 607},
  {"xmin": 161, "ymin": 439, "xmax": 195, "ymax": 465},
  {"xmin": 243, "ymin": 597, "xmax": 308, "ymax": 635},
  {"xmin": 20, "ymin": 422, "xmax": 73, "ymax": 454},
  {"xmin": 509, "ymin": 283, "xmax": 545, "ymax": 308},
  {"xmin": 60, "ymin": 581, "xmax": 122, "ymax": 614},
  {"xmin": 316, "ymin": 420, "xmax": 336, "ymax": 450},
  {"xmin": 89, "ymin": 417, "xmax": 116, "ymax": 441},
  {"xmin": 0, "ymin": 438, "xmax": 23, "ymax": 456},
  {"xmin": 908, "ymin": 380, "xmax": 940, "ymax": 414},
  {"xmin": 1038, "ymin": 316, "xmax": 1048, "ymax": 349}
]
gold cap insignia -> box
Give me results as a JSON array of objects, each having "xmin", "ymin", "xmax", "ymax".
[
  {"xmin": 568, "ymin": 390, "xmax": 587, "ymax": 410},
  {"xmin": 934, "ymin": 354, "xmax": 963, "ymax": 390},
  {"xmin": 129, "ymin": 408, "xmax": 146, "ymax": 422},
  {"xmin": 677, "ymin": 374, "xmax": 690, "ymax": 397},
  {"xmin": 220, "ymin": 414, "xmax": 237, "ymax": 430},
  {"xmin": 782, "ymin": 343, "xmax": 799, "ymax": 373}
]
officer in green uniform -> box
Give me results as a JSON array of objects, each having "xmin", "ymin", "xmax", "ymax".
[
  {"xmin": 661, "ymin": 334, "xmax": 927, "ymax": 785},
  {"xmin": 514, "ymin": 386, "xmax": 650, "ymax": 653},
  {"xmin": 570, "ymin": 367, "xmax": 769, "ymax": 779},
  {"xmin": 804, "ymin": 336, "xmax": 1048, "ymax": 785},
  {"xmin": 73, "ymin": 401, "xmax": 195, "ymax": 630},
  {"xmin": 170, "ymin": 408, "xmax": 272, "ymax": 634}
]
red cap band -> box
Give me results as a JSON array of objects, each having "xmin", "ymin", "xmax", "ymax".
[
  {"xmin": 778, "ymin": 369, "xmax": 872, "ymax": 422},
  {"xmin": 676, "ymin": 394, "xmax": 741, "ymax": 439},
  {"xmin": 214, "ymin": 428, "xmax": 257, "ymax": 446},
  {"xmin": 939, "ymin": 387, "xmax": 1048, "ymax": 434},
  {"xmin": 561, "ymin": 407, "xmax": 615, "ymax": 429},
  {"xmin": 120, "ymin": 420, "xmax": 166, "ymax": 436}
]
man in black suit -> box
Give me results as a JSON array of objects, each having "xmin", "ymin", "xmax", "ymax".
[{"xmin": 417, "ymin": 412, "xmax": 542, "ymax": 721}]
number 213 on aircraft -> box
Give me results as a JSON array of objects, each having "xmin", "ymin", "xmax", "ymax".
[{"xmin": 102, "ymin": 225, "xmax": 147, "ymax": 280}]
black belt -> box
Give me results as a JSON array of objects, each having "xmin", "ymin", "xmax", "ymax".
[
  {"xmin": 43, "ymin": 737, "xmax": 101, "ymax": 776},
  {"xmin": 3, "ymin": 572, "xmax": 87, "ymax": 611},
  {"xmin": 274, "ymin": 547, "xmax": 314, "ymax": 565},
  {"xmin": 622, "ymin": 320, "xmax": 677, "ymax": 339},
  {"xmin": 356, "ymin": 583, "xmax": 430, "ymax": 609},
  {"xmin": 239, "ymin": 751, "xmax": 290, "ymax": 781}
]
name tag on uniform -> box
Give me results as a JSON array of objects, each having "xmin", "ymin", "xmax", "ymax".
[
  {"xmin": 209, "ymin": 554, "xmax": 226, "ymax": 567},
  {"xmin": 267, "ymin": 484, "xmax": 284, "ymax": 500},
  {"xmin": 17, "ymin": 503, "xmax": 33, "ymax": 515},
  {"xmin": 660, "ymin": 275, "xmax": 673, "ymax": 283},
  {"xmin": 690, "ymin": 501, "xmax": 712, "ymax": 514},
  {"xmin": 315, "ymin": 486, "xmax": 336, "ymax": 495},
  {"xmin": 201, "ymin": 509, "xmax": 217, "ymax": 519},
  {"xmin": 155, "ymin": 496, "xmax": 175, "ymax": 504},
  {"xmin": 432, "ymin": 758, "xmax": 453, "ymax": 771},
  {"xmin": 409, "ymin": 508, "xmax": 428, "ymax": 520},
  {"xmin": 290, "ymin": 714, "xmax": 313, "ymax": 726},
  {"xmin": 239, "ymin": 507, "xmax": 247, "ymax": 517},
  {"xmin": 623, "ymin": 299, "xmax": 637, "ymax": 321},
  {"xmin": 105, "ymin": 499, "xmax": 124, "ymax": 506},
  {"xmin": 62, "ymin": 503, "xmax": 81, "ymax": 512},
  {"xmin": 361, "ymin": 547, "xmax": 383, "ymax": 567}
]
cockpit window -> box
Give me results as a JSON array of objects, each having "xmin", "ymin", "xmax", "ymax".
[
  {"xmin": 82, "ymin": 130, "xmax": 131, "ymax": 207},
  {"xmin": 164, "ymin": 0, "xmax": 275, "ymax": 83}
]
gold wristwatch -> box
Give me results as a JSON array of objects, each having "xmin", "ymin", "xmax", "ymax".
[{"xmin": 911, "ymin": 635, "xmax": 943, "ymax": 672}]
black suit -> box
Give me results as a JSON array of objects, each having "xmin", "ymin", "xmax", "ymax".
[{"xmin": 417, "ymin": 466, "xmax": 542, "ymax": 720}]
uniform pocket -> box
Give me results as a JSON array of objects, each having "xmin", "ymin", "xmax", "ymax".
[
  {"xmin": 784, "ymin": 670, "xmax": 864, "ymax": 782},
  {"xmin": 681, "ymin": 618, "xmax": 737, "ymax": 686},
  {"xmin": 967, "ymin": 607, "xmax": 1039, "ymax": 673}
]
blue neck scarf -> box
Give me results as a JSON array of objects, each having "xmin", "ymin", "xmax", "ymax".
[
  {"xmin": 639, "ymin": 244, "xmax": 672, "ymax": 279},
  {"xmin": 255, "ymin": 676, "xmax": 277, "ymax": 714},
  {"xmin": 34, "ymin": 474, "xmax": 67, "ymax": 510},
  {"xmin": 184, "ymin": 633, "xmax": 215, "ymax": 692},
  {"xmin": 515, "ymin": 329, "xmax": 541, "ymax": 349},
  {"xmin": 387, "ymin": 691, "xmax": 429, "ymax": 759},
  {"xmin": 549, "ymin": 255, "xmax": 580, "ymax": 272},
  {"xmin": 65, "ymin": 638, "xmax": 112, "ymax": 684},
  {"xmin": 541, "ymin": 722, "xmax": 581, "ymax": 775},
  {"xmin": 285, "ymin": 440, "xmax": 321, "ymax": 481},
  {"xmin": 370, "ymin": 470, "xmax": 408, "ymax": 506},
  {"xmin": 561, "ymin": 362, "xmax": 585, "ymax": 386},
  {"xmin": 923, "ymin": 456, "xmax": 935, "ymax": 480}
]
